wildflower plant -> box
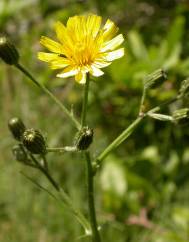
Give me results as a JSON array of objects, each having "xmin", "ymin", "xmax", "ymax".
[{"xmin": 2, "ymin": 14, "xmax": 189, "ymax": 242}]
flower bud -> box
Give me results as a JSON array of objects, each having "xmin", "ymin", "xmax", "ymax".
[
  {"xmin": 12, "ymin": 144, "xmax": 28, "ymax": 163},
  {"xmin": 8, "ymin": 117, "xmax": 26, "ymax": 141},
  {"xmin": 144, "ymin": 69, "xmax": 167, "ymax": 89},
  {"xmin": 173, "ymin": 108, "xmax": 189, "ymax": 124},
  {"xmin": 178, "ymin": 79, "xmax": 189, "ymax": 99},
  {"xmin": 74, "ymin": 127, "xmax": 93, "ymax": 150},
  {"xmin": 22, "ymin": 129, "xmax": 46, "ymax": 154},
  {"xmin": 0, "ymin": 36, "xmax": 19, "ymax": 65}
]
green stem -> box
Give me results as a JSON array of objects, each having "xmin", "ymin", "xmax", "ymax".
[
  {"xmin": 29, "ymin": 153, "xmax": 60, "ymax": 191},
  {"xmin": 15, "ymin": 63, "xmax": 80, "ymax": 130},
  {"xmin": 80, "ymin": 74, "xmax": 101, "ymax": 241},
  {"xmin": 81, "ymin": 73, "xmax": 90, "ymax": 127},
  {"xmin": 47, "ymin": 146, "xmax": 77, "ymax": 153},
  {"xmin": 85, "ymin": 151, "xmax": 101, "ymax": 242},
  {"xmin": 42, "ymin": 167, "xmax": 60, "ymax": 191},
  {"xmin": 95, "ymin": 95, "xmax": 179, "ymax": 168},
  {"xmin": 56, "ymin": 187, "xmax": 92, "ymax": 236},
  {"xmin": 41, "ymin": 155, "xmax": 49, "ymax": 171},
  {"xmin": 95, "ymin": 116, "xmax": 144, "ymax": 167},
  {"xmin": 139, "ymin": 88, "xmax": 147, "ymax": 116}
]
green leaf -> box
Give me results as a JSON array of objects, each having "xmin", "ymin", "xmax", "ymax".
[
  {"xmin": 128, "ymin": 30, "xmax": 148, "ymax": 60},
  {"xmin": 166, "ymin": 16, "xmax": 185, "ymax": 55},
  {"xmin": 163, "ymin": 44, "xmax": 181, "ymax": 70}
]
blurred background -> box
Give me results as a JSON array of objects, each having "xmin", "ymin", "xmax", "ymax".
[{"xmin": 1, "ymin": 0, "xmax": 189, "ymax": 241}]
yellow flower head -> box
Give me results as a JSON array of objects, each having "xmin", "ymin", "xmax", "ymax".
[{"xmin": 38, "ymin": 14, "xmax": 124, "ymax": 84}]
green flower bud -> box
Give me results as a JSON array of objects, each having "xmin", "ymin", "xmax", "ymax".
[
  {"xmin": 22, "ymin": 129, "xmax": 46, "ymax": 154},
  {"xmin": 74, "ymin": 127, "xmax": 93, "ymax": 150},
  {"xmin": 8, "ymin": 117, "xmax": 26, "ymax": 141},
  {"xmin": 178, "ymin": 79, "xmax": 189, "ymax": 99},
  {"xmin": 12, "ymin": 144, "xmax": 28, "ymax": 163},
  {"xmin": 173, "ymin": 108, "xmax": 189, "ymax": 124},
  {"xmin": 144, "ymin": 69, "xmax": 167, "ymax": 89},
  {"xmin": 0, "ymin": 36, "xmax": 19, "ymax": 65}
]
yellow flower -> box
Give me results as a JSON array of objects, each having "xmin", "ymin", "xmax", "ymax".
[{"xmin": 38, "ymin": 14, "xmax": 124, "ymax": 84}]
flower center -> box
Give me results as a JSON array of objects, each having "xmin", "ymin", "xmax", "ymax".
[
  {"xmin": 75, "ymin": 42, "xmax": 85, "ymax": 52},
  {"xmin": 73, "ymin": 39, "xmax": 95, "ymax": 66}
]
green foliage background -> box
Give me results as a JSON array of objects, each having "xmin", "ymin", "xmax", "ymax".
[{"xmin": 1, "ymin": 0, "xmax": 189, "ymax": 241}]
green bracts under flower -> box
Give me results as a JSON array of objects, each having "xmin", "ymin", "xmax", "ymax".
[
  {"xmin": 22, "ymin": 129, "xmax": 46, "ymax": 154},
  {"xmin": 144, "ymin": 69, "xmax": 167, "ymax": 89},
  {"xmin": 178, "ymin": 79, "xmax": 189, "ymax": 99},
  {"xmin": 8, "ymin": 117, "xmax": 26, "ymax": 141},
  {"xmin": 173, "ymin": 108, "xmax": 189, "ymax": 124},
  {"xmin": 74, "ymin": 127, "xmax": 93, "ymax": 150},
  {"xmin": 0, "ymin": 37, "xmax": 19, "ymax": 65}
]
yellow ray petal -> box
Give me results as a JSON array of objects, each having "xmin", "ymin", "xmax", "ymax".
[
  {"xmin": 90, "ymin": 65, "xmax": 104, "ymax": 77},
  {"xmin": 93, "ymin": 59, "xmax": 111, "ymax": 68},
  {"xmin": 50, "ymin": 58, "xmax": 70, "ymax": 69},
  {"xmin": 57, "ymin": 66, "xmax": 78, "ymax": 78},
  {"xmin": 103, "ymin": 19, "xmax": 119, "ymax": 41},
  {"xmin": 104, "ymin": 48, "xmax": 124, "ymax": 61},
  {"xmin": 54, "ymin": 21, "xmax": 73, "ymax": 48},
  {"xmin": 86, "ymin": 15, "xmax": 102, "ymax": 37},
  {"xmin": 37, "ymin": 52, "xmax": 59, "ymax": 62},
  {"xmin": 40, "ymin": 36, "xmax": 62, "ymax": 53},
  {"xmin": 66, "ymin": 16, "xmax": 81, "ymax": 41},
  {"xmin": 100, "ymin": 34, "xmax": 124, "ymax": 52},
  {"xmin": 75, "ymin": 71, "xmax": 86, "ymax": 84},
  {"xmin": 66, "ymin": 16, "xmax": 77, "ymax": 30}
]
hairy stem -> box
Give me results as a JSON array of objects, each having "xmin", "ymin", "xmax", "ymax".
[
  {"xmin": 85, "ymin": 151, "xmax": 101, "ymax": 242},
  {"xmin": 29, "ymin": 153, "xmax": 60, "ymax": 191},
  {"xmin": 81, "ymin": 74, "xmax": 90, "ymax": 127},
  {"xmin": 47, "ymin": 146, "xmax": 77, "ymax": 153},
  {"xmin": 139, "ymin": 88, "xmax": 147, "ymax": 116},
  {"xmin": 81, "ymin": 75, "xmax": 101, "ymax": 241}
]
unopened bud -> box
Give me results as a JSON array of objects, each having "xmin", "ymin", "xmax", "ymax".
[
  {"xmin": 173, "ymin": 108, "xmax": 189, "ymax": 124},
  {"xmin": 178, "ymin": 79, "xmax": 189, "ymax": 99},
  {"xmin": 8, "ymin": 117, "xmax": 26, "ymax": 141},
  {"xmin": 22, "ymin": 129, "xmax": 46, "ymax": 154},
  {"xmin": 0, "ymin": 36, "xmax": 19, "ymax": 65},
  {"xmin": 74, "ymin": 127, "xmax": 93, "ymax": 150},
  {"xmin": 144, "ymin": 69, "xmax": 167, "ymax": 89},
  {"xmin": 12, "ymin": 144, "xmax": 28, "ymax": 163}
]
